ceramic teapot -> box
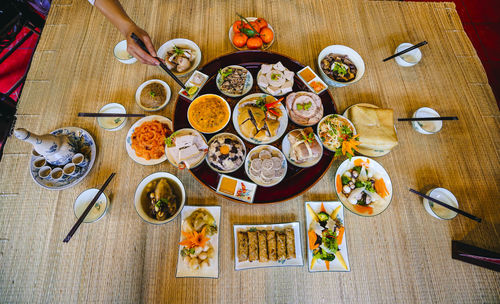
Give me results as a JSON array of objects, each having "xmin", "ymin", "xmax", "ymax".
[{"xmin": 14, "ymin": 128, "xmax": 76, "ymax": 166}]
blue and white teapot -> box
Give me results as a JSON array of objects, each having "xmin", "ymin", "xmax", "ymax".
[{"xmin": 14, "ymin": 128, "xmax": 76, "ymax": 166}]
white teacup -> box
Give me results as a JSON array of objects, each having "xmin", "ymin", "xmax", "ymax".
[
  {"xmin": 72, "ymin": 153, "xmax": 88, "ymax": 167},
  {"xmin": 63, "ymin": 163, "xmax": 79, "ymax": 177},
  {"xmin": 38, "ymin": 166, "xmax": 52, "ymax": 179},
  {"xmin": 33, "ymin": 156, "xmax": 46, "ymax": 170},
  {"xmin": 50, "ymin": 167, "xmax": 64, "ymax": 181}
]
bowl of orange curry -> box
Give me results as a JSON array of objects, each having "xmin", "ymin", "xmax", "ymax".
[{"xmin": 187, "ymin": 94, "xmax": 231, "ymax": 134}]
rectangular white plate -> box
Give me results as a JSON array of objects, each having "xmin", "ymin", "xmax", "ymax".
[
  {"xmin": 305, "ymin": 201, "xmax": 350, "ymax": 272},
  {"xmin": 216, "ymin": 174, "xmax": 257, "ymax": 203},
  {"xmin": 233, "ymin": 222, "xmax": 304, "ymax": 270},
  {"xmin": 176, "ymin": 205, "xmax": 221, "ymax": 278}
]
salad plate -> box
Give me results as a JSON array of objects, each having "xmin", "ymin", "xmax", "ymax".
[
  {"xmin": 173, "ymin": 50, "xmax": 338, "ymax": 204},
  {"xmin": 305, "ymin": 202, "xmax": 350, "ymax": 272},
  {"xmin": 176, "ymin": 206, "xmax": 221, "ymax": 278},
  {"xmin": 29, "ymin": 127, "xmax": 96, "ymax": 190},
  {"xmin": 233, "ymin": 222, "xmax": 303, "ymax": 270},
  {"xmin": 335, "ymin": 157, "xmax": 393, "ymax": 217}
]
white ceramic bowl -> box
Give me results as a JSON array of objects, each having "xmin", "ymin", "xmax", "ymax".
[
  {"xmin": 135, "ymin": 79, "xmax": 171, "ymax": 112},
  {"xmin": 73, "ymin": 188, "xmax": 109, "ymax": 223},
  {"xmin": 228, "ymin": 17, "xmax": 275, "ymax": 50},
  {"xmin": 412, "ymin": 107, "xmax": 442, "ymax": 135},
  {"xmin": 317, "ymin": 45, "xmax": 365, "ymax": 87},
  {"xmin": 97, "ymin": 103, "xmax": 127, "ymax": 131},
  {"xmin": 187, "ymin": 94, "xmax": 231, "ymax": 134},
  {"xmin": 394, "ymin": 43, "xmax": 422, "ymax": 67},
  {"xmin": 423, "ymin": 188, "xmax": 458, "ymax": 220},
  {"xmin": 316, "ymin": 114, "xmax": 357, "ymax": 153},
  {"xmin": 245, "ymin": 145, "xmax": 287, "ymax": 187},
  {"xmin": 281, "ymin": 129, "xmax": 323, "ymax": 168},
  {"xmin": 216, "ymin": 65, "xmax": 253, "ymax": 97},
  {"xmin": 206, "ymin": 133, "xmax": 246, "ymax": 173},
  {"xmin": 113, "ymin": 40, "xmax": 137, "ymax": 64},
  {"xmin": 157, "ymin": 38, "xmax": 202, "ymax": 77},
  {"xmin": 134, "ymin": 172, "xmax": 186, "ymax": 225}
]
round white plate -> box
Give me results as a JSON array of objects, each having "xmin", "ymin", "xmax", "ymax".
[
  {"xmin": 316, "ymin": 114, "xmax": 357, "ymax": 153},
  {"xmin": 281, "ymin": 129, "xmax": 323, "ymax": 168},
  {"xmin": 125, "ymin": 115, "xmax": 173, "ymax": 166},
  {"xmin": 232, "ymin": 93, "xmax": 288, "ymax": 145},
  {"xmin": 165, "ymin": 128, "xmax": 208, "ymax": 169},
  {"xmin": 29, "ymin": 127, "xmax": 96, "ymax": 190},
  {"xmin": 245, "ymin": 145, "xmax": 287, "ymax": 187},
  {"xmin": 156, "ymin": 38, "xmax": 202, "ymax": 77},
  {"xmin": 216, "ymin": 65, "xmax": 253, "ymax": 97},
  {"xmin": 334, "ymin": 156, "xmax": 393, "ymax": 217}
]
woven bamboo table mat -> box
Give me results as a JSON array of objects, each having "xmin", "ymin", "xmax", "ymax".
[{"xmin": 1, "ymin": 0, "xmax": 499, "ymax": 303}]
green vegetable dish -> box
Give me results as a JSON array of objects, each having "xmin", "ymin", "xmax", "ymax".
[{"xmin": 306, "ymin": 203, "xmax": 348, "ymax": 271}]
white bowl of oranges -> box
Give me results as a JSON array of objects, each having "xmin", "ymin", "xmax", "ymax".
[{"xmin": 228, "ymin": 16, "xmax": 275, "ymax": 50}]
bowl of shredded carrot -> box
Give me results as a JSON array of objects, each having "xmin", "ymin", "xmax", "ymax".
[{"xmin": 126, "ymin": 115, "xmax": 173, "ymax": 165}]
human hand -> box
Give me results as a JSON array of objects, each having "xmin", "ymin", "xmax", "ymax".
[{"xmin": 123, "ymin": 24, "xmax": 159, "ymax": 65}]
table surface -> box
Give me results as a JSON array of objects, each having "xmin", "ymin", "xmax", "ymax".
[{"xmin": 1, "ymin": 0, "xmax": 499, "ymax": 303}]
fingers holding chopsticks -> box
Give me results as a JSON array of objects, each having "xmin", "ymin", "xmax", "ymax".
[{"xmin": 125, "ymin": 25, "xmax": 159, "ymax": 65}]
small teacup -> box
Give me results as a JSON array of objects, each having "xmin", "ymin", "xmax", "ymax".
[
  {"xmin": 63, "ymin": 163, "xmax": 80, "ymax": 177},
  {"xmin": 50, "ymin": 167, "xmax": 64, "ymax": 181},
  {"xmin": 72, "ymin": 153, "xmax": 88, "ymax": 167},
  {"xmin": 38, "ymin": 166, "xmax": 52, "ymax": 179},
  {"xmin": 33, "ymin": 156, "xmax": 46, "ymax": 170}
]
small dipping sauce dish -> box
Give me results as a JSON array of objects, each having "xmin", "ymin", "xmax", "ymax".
[
  {"xmin": 113, "ymin": 40, "xmax": 137, "ymax": 64},
  {"xmin": 395, "ymin": 43, "xmax": 422, "ymax": 67},
  {"xmin": 97, "ymin": 103, "xmax": 127, "ymax": 131},
  {"xmin": 412, "ymin": 107, "xmax": 442, "ymax": 134},
  {"xmin": 74, "ymin": 188, "xmax": 109, "ymax": 223},
  {"xmin": 423, "ymin": 187, "xmax": 458, "ymax": 220}
]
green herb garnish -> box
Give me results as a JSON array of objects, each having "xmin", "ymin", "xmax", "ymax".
[
  {"xmin": 271, "ymin": 73, "xmax": 280, "ymax": 81},
  {"xmin": 173, "ymin": 45, "xmax": 184, "ymax": 55},
  {"xmin": 218, "ymin": 68, "xmax": 233, "ymax": 81},
  {"xmin": 114, "ymin": 118, "xmax": 121, "ymax": 124},
  {"xmin": 296, "ymin": 102, "xmax": 312, "ymax": 111},
  {"xmin": 249, "ymin": 227, "xmax": 257, "ymax": 232},
  {"xmin": 165, "ymin": 135, "xmax": 175, "ymax": 147},
  {"xmin": 332, "ymin": 62, "xmax": 347, "ymax": 76},
  {"xmin": 255, "ymin": 97, "xmax": 267, "ymax": 112},
  {"xmin": 149, "ymin": 91, "xmax": 156, "ymax": 97}
]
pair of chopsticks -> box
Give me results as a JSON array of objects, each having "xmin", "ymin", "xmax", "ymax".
[
  {"xmin": 409, "ymin": 188, "xmax": 482, "ymax": 223},
  {"xmin": 63, "ymin": 173, "xmax": 116, "ymax": 243},
  {"xmin": 130, "ymin": 33, "xmax": 186, "ymax": 90},
  {"xmin": 398, "ymin": 116, "xmax": 458, "ymax": 122},
  {"xmin": 78, "ymin": 113, "xmax": 145, "ymax": 118},
  {"xmin": 383, "ymin": 41, "xmax": 428, "ymax": 62}
]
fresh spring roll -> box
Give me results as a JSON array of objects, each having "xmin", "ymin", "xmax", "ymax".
[
  {"xmin": 247, "ymin": 230, "xmax": 258, "ymax": 262},
  {"xmin": 237, "ymin": 231, "xmax": 249, "ymax": 262},
  {"xmin": 285, "ymin": 228, "xmax": 296, "ymax": 259},
  {"xmin": 277, "ymin": 232, "xmax": 287, "ymax": 261},
  {"xmin": 258, "ymin": 231, "xmax": 269, "ymax": 262},
  {"xmin": 267, "ymin": 230, "xmax": 277, "ymax": 261}
]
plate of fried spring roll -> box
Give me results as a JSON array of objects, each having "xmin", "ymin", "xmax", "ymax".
[
  {"xmin": 233, "ymin": 222, "xmax": 303, "ymax": 270},
  {"xmin": 305, "ymin": 202, "xmax": 350, "ymax": 272}
]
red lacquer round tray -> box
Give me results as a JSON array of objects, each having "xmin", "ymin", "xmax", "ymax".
[{"xmin": 173, "ymin": 50, "xmax": 337, "ymax": 204}]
